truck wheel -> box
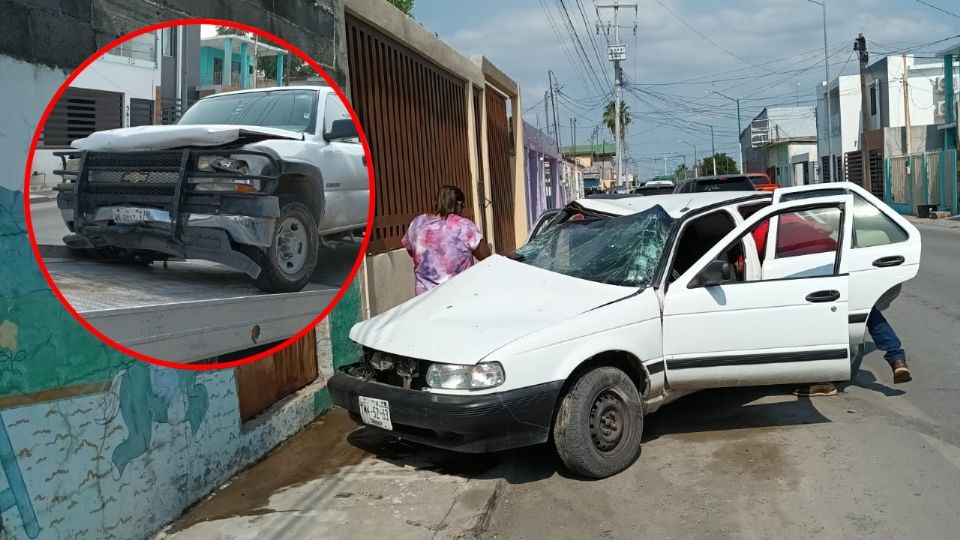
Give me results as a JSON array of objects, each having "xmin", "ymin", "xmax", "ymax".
[
  {"xmin": 249, "ymin": 195, "xmax": 319, "ymax": 293},
  {"xmin": 553, "ymin": 367, "xmax": 643, "ymax": 479}
]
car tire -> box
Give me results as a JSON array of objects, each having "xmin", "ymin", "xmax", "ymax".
[
  {"xmin": 553, "ymin": 366, "xmax": 644, "ymax": 479},
  {"xmin": 247, "ymin": 195, "xmax": 319, "ymax": 293}
]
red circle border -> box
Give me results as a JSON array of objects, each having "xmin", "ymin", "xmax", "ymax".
[{"xmin": 22, "ymin": 18, "xmax": 376, "ymax": 371}]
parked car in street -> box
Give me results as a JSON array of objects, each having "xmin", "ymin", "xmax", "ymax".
[
  {"xmin": 52, "ymin": 86, "xmax": 368, "ymax": 292},
  {"xmin": 674, "ymin": 175, "xmax": 756, "ymax": 193},
  {"xmin": 632, "ymin": 184, "xmax": 675, "ymax": 196},
  {"xmin": 329, "ymin": 182, "xmax": 920, "ymax": 479},
  {"xmin": 744, "ymin": 172, "xmax": 779, "ymax": 192}
]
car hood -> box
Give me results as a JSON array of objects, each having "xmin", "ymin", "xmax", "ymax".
[
  {"xmin": 349, "ymin": 255, "xmax": 635, "ymax": 364},
  {"xmin": 71, "ymin": 124, "xmax": 304, "ymax": 151}
]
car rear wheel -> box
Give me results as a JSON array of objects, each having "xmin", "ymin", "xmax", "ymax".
[
  {"xmin": 248, "ymin": 195, "xmax": 319, "ymax": 293},
  {"xmin": 553, "ymin": 366, "xmax": 644, "ymax": 479}
]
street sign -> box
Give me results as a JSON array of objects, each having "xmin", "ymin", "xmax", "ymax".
[{"xmin": 608, "ymin": 45, "xmax": 626, "ymax": 61}]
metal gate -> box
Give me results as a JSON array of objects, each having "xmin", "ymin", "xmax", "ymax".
[
  {"xmin": 485, "ymin": 88, "xmax": 517, "ymax": 253},
  {"xmin": 885, "ymin": 150, "xmax": 959, "ymax": 215},
  {"xmin": 346, "ymin": 16, "xmax": 474, "ymax": 253}
]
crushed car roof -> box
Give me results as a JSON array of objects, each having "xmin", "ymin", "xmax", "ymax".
[{"xmin": 576, "ymin": 191, "xmax": 770, "ymax": 218}]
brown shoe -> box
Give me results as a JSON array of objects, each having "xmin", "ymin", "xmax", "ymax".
[
  {"xmin": 891, "ymin": 359, "xmax": 912, "ymax": 384},
  {"xmin": 793, "ymin": 382, "xmax": 838, "ymax": 397}
]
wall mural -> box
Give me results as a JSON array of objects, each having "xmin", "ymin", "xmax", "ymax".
[{"xmin": 99, "ymin": 364, "xmax": 209, "ymax": 478}]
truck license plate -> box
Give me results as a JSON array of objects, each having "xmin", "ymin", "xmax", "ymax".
[
  {"xmin": 358, "ymin": 396, "xmax": 392, "ymax": 431},
  {"xmin": 113, "ymin": 208, "xmax": 146, "ymax": 224}
]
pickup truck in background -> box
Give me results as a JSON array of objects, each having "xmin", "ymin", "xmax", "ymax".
[{"xmin": 52, "ymin": 86, "xmax": 368, "ymax": 293}]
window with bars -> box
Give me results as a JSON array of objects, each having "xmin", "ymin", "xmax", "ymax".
[{"xmin": 40, "ymin": 87, "xmax": 123, "ymax": 149}]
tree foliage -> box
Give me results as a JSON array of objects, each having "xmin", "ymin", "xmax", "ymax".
[
  {"xmin": 674, "ymin": 163, "xmax": 689, "ymax": 180},
  {"xmin": 389, "ymin": 0, "xmax": 415, "ymax": 15},
  {"xmin": 696, "ymin": 152, "xmax": 738, "ymax": 175},
  {"xmin": 602, "ymin": 100, "xmax": 630, "ymax": 139}
]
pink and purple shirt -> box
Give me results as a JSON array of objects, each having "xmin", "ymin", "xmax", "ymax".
[{"xmin": 402, "ymin": 213, "xmax": 483, "ymax": 295}]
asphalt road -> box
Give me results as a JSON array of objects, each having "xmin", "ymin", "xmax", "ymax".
[
  {"xmin": 480, "ymin": 221, "xmax": 960, "ymax": 539},
  {"xmin": 28, "ymin": 198, "xmax": 70, "ymax": 246}
]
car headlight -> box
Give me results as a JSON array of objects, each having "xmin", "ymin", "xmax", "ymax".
[
  {"xmin": 425, "ymin": 362, "xmax": 504, "ymax": 390},
  {"xmin": 197, "ymin": 155, "xmax": 250, "ymax": 174}
]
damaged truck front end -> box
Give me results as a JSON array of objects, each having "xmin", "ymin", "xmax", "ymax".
[{"xmin": 53, "ymin": 148, "xmax": 281, "ymax": 278}]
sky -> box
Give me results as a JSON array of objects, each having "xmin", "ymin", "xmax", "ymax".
[{"xmin": 412, "ymin": 0, "xmax": 960, "ymax": 177}]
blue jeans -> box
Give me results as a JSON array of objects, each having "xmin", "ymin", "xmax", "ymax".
[{"xmin": 866, "ymin": 308, "xmax": 906, "ymax": 366}]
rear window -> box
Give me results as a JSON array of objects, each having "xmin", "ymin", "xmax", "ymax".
[
  {"xmin": 747, "ymin": 175, "xmax": 771, "ymax": 185},
  {"xmin": 693, "ymin": 178, "xmax": 755, "ymax": 192}
]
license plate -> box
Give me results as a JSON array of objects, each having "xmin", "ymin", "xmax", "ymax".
[
  {"xmin": 113, "ymin": 208, "xmax": 146, "ymax": 224},
  {"xmin": 358, "ymin": 396, "xmax": 392, "ymax": 431}
]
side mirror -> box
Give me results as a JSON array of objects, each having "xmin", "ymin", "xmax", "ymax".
[
  {"xmin": 693, "ymin": 259, "xmax": 732, "ymax": 288},
  {"xmin": 324, "ymin": 118, "xmax": 357, "ymax": 141}
]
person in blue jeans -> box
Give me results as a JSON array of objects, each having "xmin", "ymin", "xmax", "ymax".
[{"xmin": 866, "ymin": 307, "xmax": 911, "ymax": 383}]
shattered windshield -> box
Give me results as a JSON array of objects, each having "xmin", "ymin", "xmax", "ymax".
[{"xmin": 514, "ymin": 205, "xmax": 673, "ymax": 288}]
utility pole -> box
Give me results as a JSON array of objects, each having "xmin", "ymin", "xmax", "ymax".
[
  {"xmin": 710, "ymin": 90, "xmax": 743, "ymax": 173},
  {"xmin": 570, "ymin": 117, "xmax": 575, "ymax": 160},
  {"xmin": 710, "ymin": 125, "xmax": 717, "ymax": 175},
  {"xmin": 855, "ymin": 33, "xmax": 870, "ymax": 189},
  {"xmin": 902, "ymin": 54, "xmax": 912, "ymax": 155},
  {"xmin": 807, "ymin": 0, "xmax": 833, "ymax": 182},
  {"xmin": 547, "ymin": 71, "xmax": 562, "ymax": 151},
  {"xmin": 543, "ymin": 90, "xmax": 550, "ymax": 134},
  {"xmin": 598, "ymin": 1, "xmax": 637, "ymax": 187}
]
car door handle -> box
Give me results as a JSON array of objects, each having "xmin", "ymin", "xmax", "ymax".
[
  {"xmin": 873, "ymin": 255, "xmax": 904, "ymax": 268},
  {"xmin": 806, "ymin": 290, "xmax": 840, "ymax": 303}
]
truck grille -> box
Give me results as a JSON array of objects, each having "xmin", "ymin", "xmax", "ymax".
[{"xmin": 80, "ymin": 151, "xmax": 184, "ymax": 212}]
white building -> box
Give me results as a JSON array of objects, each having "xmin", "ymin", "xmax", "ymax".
[
  {"xmin": 31, "ymin": 28, "xmax": 198, "ymax": 189},
  {"xmin": 741, "ymin": 106, "xmax": 818, "ymax": 187},
  {"xmin": 816, "ymin": 54, "xmax": 947, "ymax": 186}
]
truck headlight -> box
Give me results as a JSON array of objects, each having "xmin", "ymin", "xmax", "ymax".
[
  {"xmin": 188, "ymin": 178, "xmax": 261, "ymax": 193},
  {"xmin": 197, "ymin": 155, "xmax": 250, "ymax": 174},
  {"xmin": 425, "ymin": 362, "xmax": 504, "ymax": 390},
  {"xmin": 65, "ymin": 158, "xmax": 81, "ymax": 172}
]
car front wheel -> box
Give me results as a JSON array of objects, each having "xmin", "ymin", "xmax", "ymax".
[{"xmin": 553, "ymin": 366, "xmax": 644, "ymax": 479}]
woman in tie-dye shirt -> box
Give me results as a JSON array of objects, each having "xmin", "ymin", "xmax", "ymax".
[{"xmin": 402, "ymin": 185, "xmax": 491, "ymax": 295}]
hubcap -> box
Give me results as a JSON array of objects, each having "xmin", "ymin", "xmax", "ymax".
[
  {"xmin": 275, "ymin": 215, "xmax": 309, "ymax": 275},
  {"xmin": 589, "ymin": 390, "xmax": 627, "ymax": 452}
]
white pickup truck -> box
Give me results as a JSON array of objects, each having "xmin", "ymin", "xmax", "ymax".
[
  {"xmin": 329, "ymin": 183, "xmax": 921, "ymax": 479},
  {"xmin": 52, "ymin": 86, "xmax": 368, "ymax": 292}
]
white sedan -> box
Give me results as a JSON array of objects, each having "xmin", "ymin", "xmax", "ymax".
[{"xmin": 329, "ymin": 182, "xmax": 921, "ymax": 478}]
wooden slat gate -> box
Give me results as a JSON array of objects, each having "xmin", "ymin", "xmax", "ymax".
[
  {"xmin": 485, "ymin": 89, "xmax": 517, "ymax": 253},
  {"xmin": 235, "ymin": 329, "xmax": 319, "ymax": 422},
  {"xmin": 346, "ymin": 16, "xmax": 474, "ymax": 253}
]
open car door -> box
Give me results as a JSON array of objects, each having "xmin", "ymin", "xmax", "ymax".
[
  {"xmin": 662, "ymin": 195, "xmax": 854, "ymax": 390},
  {"xmin": 767, "ymin": 182, "xmax": 921, "ymax": 343}
]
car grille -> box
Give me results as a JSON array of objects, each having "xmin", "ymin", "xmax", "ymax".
[{"xmin": 349, "ymin": 350, "xmax": 431, "ymax": 390}]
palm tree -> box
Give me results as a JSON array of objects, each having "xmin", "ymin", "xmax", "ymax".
[{"xmin": 602, "ymin": 100, "xmax": 630, "ymax": 139}]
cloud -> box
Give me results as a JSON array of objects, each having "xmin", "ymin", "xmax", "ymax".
[{"xmin": 414, "ymin": 0, "xmax": 954, "ymax": 175}]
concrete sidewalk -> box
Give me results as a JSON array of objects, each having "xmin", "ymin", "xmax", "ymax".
[
  {"xmin": 156, "ymin": 409, "xmax": 503, "ymax": 540},
  {"xmin": 905, "ymin": 214, "xmax": 960, "ymax": 230}
]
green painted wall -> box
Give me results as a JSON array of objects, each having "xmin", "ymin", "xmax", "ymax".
[
  {"xmin": 0, "ymin": 189, "xmax": 131, "ymax": 399},
  {"xmin": 329, "ymin": 279, "xmax": 362, "ymax": 370}
]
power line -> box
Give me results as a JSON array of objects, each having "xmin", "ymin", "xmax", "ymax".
[{"xmin": 914, "ymin": 0, "xmax": 960, "ymax": 19}]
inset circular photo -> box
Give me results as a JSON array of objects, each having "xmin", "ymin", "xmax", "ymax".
[{"xmin": 24, "ymin": 20, "xmax": 374, "ymax": 368}]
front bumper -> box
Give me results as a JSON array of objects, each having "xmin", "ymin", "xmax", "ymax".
[
  {"xmin": 53, "ymin": 149, "xmax": 281, "ymax": 277},
  {"xmin": 328, "ymin": 372, "xmax": 563, "ymax": 453}
]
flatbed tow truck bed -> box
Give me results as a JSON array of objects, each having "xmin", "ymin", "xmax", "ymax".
[{"xmin": 41, "ymin": 249, "xmax": 340, "ymax": 363}]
